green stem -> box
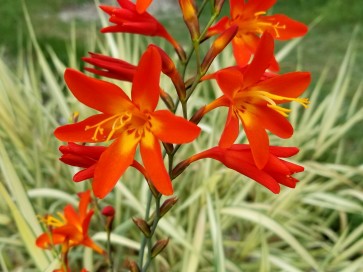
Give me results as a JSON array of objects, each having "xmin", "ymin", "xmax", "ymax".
[{"xmin": 138, "ymin": 190, "xmax": 153, "ymax": 268}]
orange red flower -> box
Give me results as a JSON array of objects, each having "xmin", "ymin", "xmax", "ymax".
[
  {"xmin": 55, "ymin": 46, "xmax": 200, "ymax": 198},
  {"xmin": 202, "ymin": 33, "xmax": 310, "ymax": 169},
  {"xmin": 59, "ymin": 142, "xmax": 149, "ymax": 183},
  {"xmin": 175, "ymin": 145, "xmax": 304, "ymax": 194},
  {"xmin": 36, "ymin": 190, "xmax": 104, "ymax": 254},
  {"xmin": 100, "ymin": 0, "xmax": 185, "ymax": 60},
  {"xmin": 206, "ymin": 0, "xmax": 308, "ymax": 70}
]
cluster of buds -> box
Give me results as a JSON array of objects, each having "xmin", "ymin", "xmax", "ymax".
[{"xmin": 36, "ymin": 0, "xmax": 310, "ymax": 270}]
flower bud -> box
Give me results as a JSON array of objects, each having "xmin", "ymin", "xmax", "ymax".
[
  {"xmin": 214, "ymin": 0, "xmax": 226, "ymax": 14},
  {"xmin": 102, "ymin": 206, "xmax": 115, "ymax": 217},
  {"xmin": 201, "ymin": 25, "xmax": 238, "ymax": 74},
  {"xmin": 160, "ymin": 89, "xmax": 176, "ymax": 111},
  {"xmin": 179, "ymin": 0, "xmax": 200, "ymax": 41},
  {"xmin": 132, "ymin": 217, "xmax": 151, "ymax": 237},
  {"xmin": 163, "ymin": 142, "xmax": 174, "ymax": 155},
  {"xmin": 102, "ymin": 205, "xmax": 115, "ymax": 231},
  {"xmin": 190, "ymin": 106, "xmax": 206, "ymax": 125},
  {"xmin": 151, "ymin": 238, "xmax": 169, "ymax": 258},
  {"xmin": 125, "ymin": 260, "xmax": 140, "ymax": 272},
  {"xmin": 171, "ymin": 159, "xmax": 191, "ymax": 179},
  {"xmin": 160, "ymin": 197, "xmax": 178, "ymax": 218}
]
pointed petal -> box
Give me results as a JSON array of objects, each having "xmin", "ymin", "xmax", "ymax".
[
  {"xmin": 240, "ymin": 112, "xmax": 269, "ymax": 169},
  {"xmin": 54, "ymin": 114, "xmax": 115, "ymax": 143},
  {"xmin": 254, "ymin": 106, "xmax": 293, "ymax": 138},
  {"xmin": 64, "ymin": 69, "xmax": 134, "ymax": 114},
  {"xmin": 229, "ymin": 0, "xmax": 245, "ymax": 18},
  {"xmin": 206, "ymin": 16, "xmax": 230, "ymax": 37},
  {"xmin": 132, "ymin": 47, "xmax": 161, "ymax": 111},
  {"xmin": 269, "ymin": 146, "xmax": 299, "ymax": 157},
  {"xmin": 243, "ymin": 32, "xmax": 274, "ymax": 88},
  {"xmin": 73, "ymin": 164, "xmax": 96, "ymax": 182},
  {"xmin": 214, "ymin": 69, "xmax": 243, "ymax": 99},
  {"xmin": 219, "ymin": 109, "xmax": 240, "ymax": 148},
  {"xmin": 93, "ymin": 133, "xmax": 139, "ymax": 198},
  {"xmin": 82, "ymin": 237, "xmax": 104, "ymax": 254},
  {"xmin": 266, "ymin": 14, "xmax": 308, "ymax": 40},
  {"xmin": 220, "ymin": 153, "xmax": 281, "ymax": 193},
  {"xmin": 232, "ymin": 35, "xmax": 260, "ymax": 66},
  {"xmin": 141, "ymin": 131, "xmax": 173, "ymax": 195},
  {"xmin": 78, "ymin": 190, "xmax": 91, "ymax": 219},
  {"xmin": 150, "ymin": 110, "xmax": 200, "ymax": 144},
  {"xmin": 36, "ymin": 233, "xmax": 66, "ymax": 248},
  {"xmin": 136, "ymin": 0, "xmax": 152, "ymax": 13},
  {"xmin": 255, "ymin": 72, "xmax": 311, "ymax": 99}
]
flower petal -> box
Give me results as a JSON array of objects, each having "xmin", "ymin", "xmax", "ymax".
[
  {"xmin": 254, "ymin": 72, "xmax": 311, "ymax": 99},
  {"xmin": 141, "ymin": 131, "xmax": 173, "ymax": 195},
  {"xmin": 254, "ymin": 106, "xmax": 293, "ymax": 138},
  {"xmin": 266, "ymin": 14, "xmax": 308, "ymax": 40},
  {"xmin": 232, "ymin": 35, "xmax": 260, "ymax": 67},
  {"xmin": 136, "ymin": 0, "xmax": 152, "ymax": 13},
  {"xmin": 150, "ymin": 110, "xmax": 200, "ymax": 144},
  {"xmin": 218, "ymin": 109, "xmax": 240, "ymax": 148},
  {"xmin": 214, "ymin": 68, "xmax": 243, "ymax": 99},
  {"xmin": 54, "ymin": 114, "xmax": 115, "ymax": 143},
  {"xmin": 240, "ymin": 112, "xmax": 269, "ymax": 169},
  {"xmin": 243, "ymin": 32, "xmax": 274, "ymax": 88},
  {"xmin": 93, "ymin": 133, "xmax": 139, "ymax": 198},
  {"xmin": 73, "ymin": 164, "xmax": 97, "ymax": 182},
  {"xmin": 64, "ymin": 69, "xmax": 134, "ymax": 114},
  {"xmin": 131, "ymin": 46, "xmax": 161, "ymax": 112}
]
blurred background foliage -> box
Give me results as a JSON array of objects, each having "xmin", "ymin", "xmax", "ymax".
[{"xmin": 0, "ymin": 0, "xmax": 362, "ymax": 271}]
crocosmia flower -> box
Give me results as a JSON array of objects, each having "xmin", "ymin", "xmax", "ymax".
[
  {"xmin": 54, "ymin": 46, "xmax": 200, "ymax": 198},
  {"xmin": 59, "ymin": 142, "xmax": 149, "ymax": 183},
  {"xmin": 207, "ymin": 0, "xmax": 308, "ymax": 70},
  {"xmin": 203, "ymin": 33, "xmax": 310, "ymax": 169},
  {"xmin": 176, "ymin": 145, "xmax": 304, "ymax": 194},
  {"xmin": 100, "ymin": 0, "xmax": 185, "ymax": 60},
  {"xmin": 36, "ymin": 190, "xmax": 104, "ymax": 254}
]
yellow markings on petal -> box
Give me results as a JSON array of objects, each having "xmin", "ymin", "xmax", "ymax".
[
  {"xmin": 235, "ymin": 90, "xmax": 309, "ymax": 117},
  {"xmin": 85, "ymin": 112, "xmax": 132, "ymax": 141},
  {"xmin": 39, "ymin": 212, "xmax": 65, "ymax": 228}
]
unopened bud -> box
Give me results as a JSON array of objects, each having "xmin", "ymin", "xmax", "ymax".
[
  {"xmin": 102, "ymin": 206, "xmax": 115, "ymax": 217},
  {"xmin": 201, "ymin": 25, "xmax": 238, "ymax": 74},
  {"xmin": 102, "ymin": 205, "xmax": 115, "ymax": 230},
  {"xmin": 132, "ymin": 217, "xmax": 151, "ymax": 237},
  {"xmin": 163, "ymin": 143, "xmax": 174, "ymax": 154},
  {"xmin": 179, "ymin": 0, "xmax": 200, "ymax": 41},
  {"xmin": 160, "ymin": 197, "xmax": 178, "ymax": 217},
  {"xmin": 125, "ymin": 260, "xmax": 140, "ymax": 272},
  {"xmin": 160, "ymin": 89, "xmax": 175, "ymax": 111},
  {"xmin": 151, "ymin": 238, "xmax": 169, "ymax": 258},
  {"xmin": 171, "ymin": 160, "xmax": 191, "ymax": 179},
  {"xmin": 190, "ymin": 106, "xmax": 206, "ymax": 125},
  {"xmin": 214, "ymin": 0, "xmax": 226, "ymax": 13}
]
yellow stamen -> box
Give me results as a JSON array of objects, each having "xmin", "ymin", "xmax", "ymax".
[
  {"xmin": 236, "ymin": 90, "xmax": 309, "ymax": 117},
  {"xmin": 85, "ymin": 112, "xmax": 131, "ymax": 141},
  {"xmin": 39, "ymin": 212, "xmax": 65, "ymax": 227}
]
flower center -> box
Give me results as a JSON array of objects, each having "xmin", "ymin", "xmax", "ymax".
[
  {"xmin": 234, "ymin": 11, "xmax": 286, "ymax": 38},
  {"xmin": 40, "ymin": 212, "xmax": 66, "ymax": 228},
  {"xmin": 85, "ymin": 111, "xmax": 151, "ymax": 141},
  {"xmin": 235, "ymin": 90, "xmax": 309, "ymax": 117}
]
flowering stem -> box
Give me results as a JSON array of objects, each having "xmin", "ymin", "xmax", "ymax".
[{"xmin": 138, "ymin": 190, "xmax": 153, "ymax": 268}]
